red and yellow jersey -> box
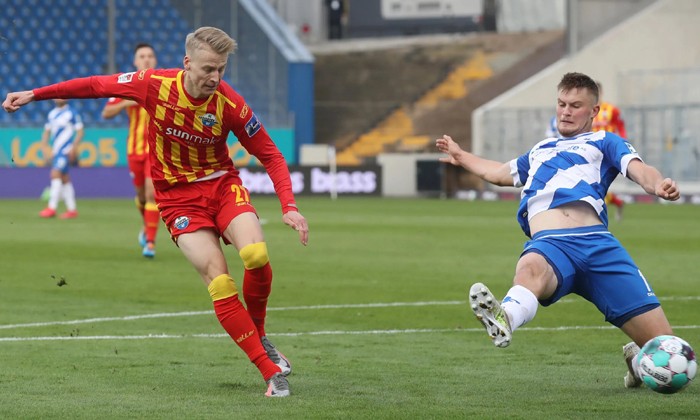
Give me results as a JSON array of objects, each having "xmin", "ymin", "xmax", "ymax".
[
  {"xmin": 35, "ymin": 69, "xmax": 297, "ymax": 213},
  {"xmin": 105, "ymin": 97, "xmax": 150, "ymax": 159},
  {"xmin": 593, "ymin": 101, "xmax": 626, "ymax": 138}
]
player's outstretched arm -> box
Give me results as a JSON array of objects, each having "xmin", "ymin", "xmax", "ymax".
[
  {"xmin": 3, "ymin": 91, "xmax": 35, "ymax": 113},
  {"xmin": 436, "ymin": 135, "xmax": 513, "ymax": 186},
  {"xmin": 5, "ymin": 73, "xmax": 151, "ymax": 114},
  {"xmin": 626, "ymin": 159, "xmax": 680, "ymax": 201}
]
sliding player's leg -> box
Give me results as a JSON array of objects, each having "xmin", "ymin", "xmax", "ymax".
[
  {"xmin": 176, "ymin": 228, "xmax": 287, "ymax": 396},
  {"xmin": 217, "ymin": 181, "xmax": 292, "ymax": 377},
  {"xmin": 584, "ymin": 236, "xmax": 667, "ymax": 388},
  {"xmin": 470, "ymin": 235, "xmax": 575, "ymax": 348}
]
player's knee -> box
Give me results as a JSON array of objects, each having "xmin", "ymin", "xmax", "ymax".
[
  {"xmin": 207, "ymin": 274, "xmax": 238, "ymax": 301},
  {"xmin": 514, "ymin": 253, "xmax": 555, "ymax": 297},
  {"xmin": 239, "ymin": 242, "xmax": 269, "ymax": 270}
]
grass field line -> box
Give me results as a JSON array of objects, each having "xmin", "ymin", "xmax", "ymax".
[
  {"xmin": 1, "ymin": 324, "xmax": 700, "ymax": 342},
  {"xmin": 0, "ymin": 296, "xmax": 697, "ymax": 331},
  {"xmin": 0, "ymin": 301, "xmax": 466, "ymax": 330}
]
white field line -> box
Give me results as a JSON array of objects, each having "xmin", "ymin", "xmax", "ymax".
[
  {"xmin": 1, "ymin": 325, "xmax": 699, "ymax": 342},
  {"xmin": 0, "ymin": 296, "xmax": 697, "ymax": 331},
  {"xmin": 0, "ymin": 301, "xmax": 465, "ymax": 330}
]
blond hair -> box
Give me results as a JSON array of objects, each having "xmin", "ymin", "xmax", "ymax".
[{"xmin": 185, "ymin": 27, "xmax": 237, "ymax": 57}]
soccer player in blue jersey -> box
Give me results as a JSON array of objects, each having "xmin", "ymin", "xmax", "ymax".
[
  {"xmin": 39, "ymin": 99, "xmax": 84, "ymax": 218},
  {"xmin": 437, "ymin": 72, "xmax": 680, "ymax": 388}
]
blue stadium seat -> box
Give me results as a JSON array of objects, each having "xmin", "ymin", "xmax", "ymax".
[{"xmin": 0, "ymin": 0, "xmax": 197, "ymax": 127}]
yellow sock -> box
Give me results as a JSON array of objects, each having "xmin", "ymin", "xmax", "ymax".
[{"xmin": 207, "ymin": 274, "xmax": 238, "ymax": 301}]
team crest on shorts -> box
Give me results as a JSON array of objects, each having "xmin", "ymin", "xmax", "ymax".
[
  {"xmin": 174, "ymin": 216, "xmax": 191, "ymax": 230},
  {"xmin": 199, "ymin": 113, "xmax": 218, "ymax": 127}
]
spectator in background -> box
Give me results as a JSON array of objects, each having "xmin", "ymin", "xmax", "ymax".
[
  {"xmin": 39, "ymin": 99, "xmax": 83, "ymax": 219},
  {"xmin": 328, "ymin": 0, "xmax": 344, "ymax": 40}
]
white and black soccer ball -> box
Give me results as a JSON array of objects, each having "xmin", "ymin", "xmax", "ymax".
[{"xmin": 638, "ymin": 335, "xmax": 696, "ymax": 394}]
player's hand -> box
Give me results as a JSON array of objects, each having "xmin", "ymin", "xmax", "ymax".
[
  {"xmin": 436, "ymin": 135, "xmax": 463, "ymax": 166},
  {"xmin": 655, "ymin": 178, "xmax": 680, "ymax": 201},
  {"xmin": 283, "ymin": 210, "xmax": 308, "ymax": 246},
  {"xmin": 3, "ymin": 91, "xmax": 35, "ymax": 113}
]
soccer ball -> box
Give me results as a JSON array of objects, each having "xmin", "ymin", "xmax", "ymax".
[{"xmin": 638, "ymin": 335, "xmax": 696, "ymax": 394}]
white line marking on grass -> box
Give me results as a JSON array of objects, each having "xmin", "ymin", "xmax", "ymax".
[
  {"xmin": 0, "ymin": 297, "xmax": 697, "ymax": 331},
  {"xmin": 1, "ymin": 325, "xmax": 699, "ymax": 342},
  {"xmin": 0, "ymin": 301, "xmax": 466, "ymax": 330}
]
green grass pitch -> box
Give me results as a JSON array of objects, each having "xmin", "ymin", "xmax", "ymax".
[{"xmin": 0, "ymin": 197, "xmax": 698, "ymax": 419}]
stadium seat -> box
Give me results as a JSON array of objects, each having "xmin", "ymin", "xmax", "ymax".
[{"xmin": 0, "ymin": 0, "xmax": 198, "ymax": 127}]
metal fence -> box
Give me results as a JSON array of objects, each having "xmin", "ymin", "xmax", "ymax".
[
  {"xmin": 168, "ymin": 0, "xmax": 297, "ymax": 128},
  {"xmin": 481, "ymin": 105, "xmax": 700, "ymax": 182}
]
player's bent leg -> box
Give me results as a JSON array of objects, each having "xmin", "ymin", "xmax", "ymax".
[
  {"xmin": 222, "ymin": 213, "xmax": 292, "ymax": 376},
  {"xmin": 619, "ymin": 307, "xmax": 673, "ymax": 388},
  {"xmin": 177, "ymin": 229, "xmax": 285, "ymax": 395},
  {"xmin": 177, "ymin": 229, "xmax": 229, "ymax": 284},
  {"xmin": 470, "ymin": 253, "xmax": 556, "ymax": 348},
  {"xmin": 620, "ymin": 307, "xmax": 673, "ymax": 348}
]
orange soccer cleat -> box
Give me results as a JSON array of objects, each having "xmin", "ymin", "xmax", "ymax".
[
  {"xmin": 59, "ymin": 210, "xmax": 78, "ymax": 219},
  {"xmin": 39, "ymin": 207, "xmax": 56, "ymax": 218}
]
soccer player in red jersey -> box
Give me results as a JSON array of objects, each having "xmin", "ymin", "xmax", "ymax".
[
  {"xmin": 3, "ymin": 27, "xmax": 309, "ymax": 397},
  {"xmin": 102, "ymin": 42, "xmax": 160, "ymax": 258},
  {"xmin": 593, "ymin": 82, "xmax": 626, "ymax": 221}
]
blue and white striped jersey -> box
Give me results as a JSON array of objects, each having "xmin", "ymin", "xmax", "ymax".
[
  {"xmin": 509, "ymin": 131, "xmax": 641, "ymax": 238},
  {"xmin": 45, "ymin": 105, "xmax": 84, "ymax": 155}
]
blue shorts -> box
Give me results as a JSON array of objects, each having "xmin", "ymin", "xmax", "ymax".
[
  {"xmin": 522, "ymin": 225, "xmax": 660, "ymax": 327},
  {"xmin": 52, "ymin": 152, "xmax": 70, "ymax": 174}
]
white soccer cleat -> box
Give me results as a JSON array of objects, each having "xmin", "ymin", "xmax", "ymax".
[
  {"xmin": 623, "ymin": 341, "xmax": 643, "ymax": 388},
  {"xmin": 261, "ymin": 336, "xmax": 292, "ymax": 376},
  {"xmin": 469, "ymin": 282, "xmax": 513, "ymax": 348},
  {"xmin": 265, "ymin": 372, "xmax": 290, "ymax": 397}
]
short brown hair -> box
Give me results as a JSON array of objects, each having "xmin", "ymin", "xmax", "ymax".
[
  {"xmin": 134, "ymin": 42, "xmax": 155, "ymax": 55},
  {"xmin": 558, "ymin": 72, "xmax": 599, "ymax": 104},
  {"xmin": 185, "ymin": 27, "xmax": 237, "ymax": 56}
]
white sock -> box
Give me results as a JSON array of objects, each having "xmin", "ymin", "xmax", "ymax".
[
  {"xmin": 48, "ymin": 178, "xmax": 63, "ymax": 210},
  {"xmin": 501, "ymin": 285, "xmax": 539, "ymax": 331},
  {"xmin": 62, "ymin": 182, "xmax": 76, "ymax": 211}
]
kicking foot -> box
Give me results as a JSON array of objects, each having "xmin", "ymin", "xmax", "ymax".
[
  {"xmin": 59, "ymin": 210, "xmax": 78, "ymax": 219},
  {"xmin": 469, "ymin": 282, "xmax": 513, "ymax": 348},
  {"xmin": 261, "ymin": 336, "xmax": 291, "ymax": 376},
  {"xmin": 138, "ymin": 228, "xmax": 147, "ymax": 248},
  {"xmin": 265, "ymin": 372, "xmax": 290, "ymax": 397},
  {"xmin": 39, "ymin": 207, "xmax": 56, "ymax": 218},
  {"xmin": 142, "ymin": 242, "xmax": 155, "ymax": 258},
  {"xmin": 623, "ymin": 342, "xmax": 642, "ymax": 388}
]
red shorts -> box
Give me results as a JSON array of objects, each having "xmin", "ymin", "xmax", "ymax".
[
  {"xmin": 128, "ymin": 154, "xmax": 151, "ymax": 188},
  {"xmin": 155, "ymin": 172, "xmax": 257, "ymax": 244}
]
